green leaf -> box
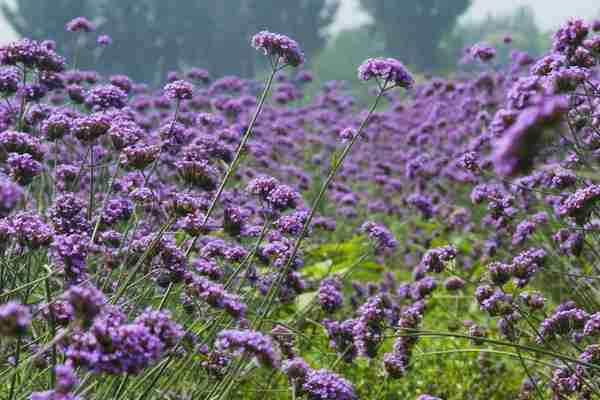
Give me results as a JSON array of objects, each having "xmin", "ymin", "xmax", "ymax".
[{"xmin": 302, "ymin": 259, "xmax": 333, "ymax": 278}]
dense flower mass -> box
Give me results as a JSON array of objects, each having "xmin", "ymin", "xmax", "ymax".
[{"xmin": 0, "ymin": 16, "xmax": 599, "ymax": 400}]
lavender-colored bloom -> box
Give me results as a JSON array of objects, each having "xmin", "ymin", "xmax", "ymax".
[
  {"xmin": 187, "ymin": 68, "xmax": 210, "ymax": 83},
  {"xmin": 383, "ymin": 351, "xmax": 410, "ymax": 378},
  {"xmin": 559, "ymin": 185, "xmax": 600, "ymax": 224},
  {"xmin": 275, "ymin": 210, "xmax": 309, "ymax": 236},
  {"xmin": 302, "ymin": 369, "xmax": 357, "ymax": 400},
  {"xmin": 358, "ymin": 58, "xmax": 414, "ymax": 89},
  {"xmin": 411, "ymin": 276, "xmax": 436, "ymax": 300},
  {"xmin": 420, "ymin": 245, "xmax": 456, "ymax": 273},
  {"xmin": 0, "ymin": 301, "xmax": 30, "ymax": 336},
  {"xmin": 510, "ymin": 248, "xmax": 546, "ymax": 288},
  {"xmin": 97, "ymin": 34, "xmax": 112, "ymax": 46},
  {"xmin": 0, "ymin": 130, "xmax": 44, "ymax": 160},
  {"xmin": 444, "ymin": 276, "xmax": 465, "ymax": 291},
  {"xmin": 86, "ymin": 85, "xmax": 127, "ymax": 110},
  {"xmin": 164, "ymin": 80, "xmax": 194, "ymax": 101},
  {"xmin": 101, "ymin": 197, "xmax": 133, "ymax": 225},
  {"xmin": 66, "ymin": 17, "xmax": 95, "ymax": 33},
  {"xmin": 539, "ymin": 302, "xmax": 589, "ymax": 342},
  {"xmin": 0, "ymin": 67, "xmax": 19, "ymax": 94},
  {"xmin": 360, "ymin": 221, "xmax": 397, "ymax": 253},
  {"xmin": 216, "ymin": 329, "xmax": 279, "ymax": 368},
  {"xmin": 493, "ymin": 96, "xmax": 568, "ymax": 176},
  {"xmin": 120, "ymin": 144, "xmax": 160, "ymax": 170},
  {"xmin": 51, "ymin": 234, "xmax": 89, "ymax": 281},
  {"xmin": 487, "ymin": 262, "xmax": 511, "ymax": 286},
  {"xmin": 469, "ymin": 43, "xmax": 496, "ymax": 62},
  {"xmin": 55, "ymin": 364, "xmax": 79, "ymax": 394},
  {"xmin": 133, "ymin": 308, "xmax": 184, "ymax": 348},
  {"xmin": 353, "ymin": 296, "xmax": 387, "ymax": 358},
  {"xmin": 175, "ymin": 159, "xmax": 219, "ymax": 190},
  {"xmin": 64, "ymin": 283, "xmax": 106, "ymax": 325},
  {"xmin": 417, "ymin": 396, "xmax": 443, "ymax": 400},
  {"xmin": 108, "ymin": 118, "xmax": 143, "ymax": 150},
  {"xmin": 552, "ymin": 18, "xmax": 589, "ymax": 56},
  {"xmin": 282, "ymin": 357, "xmax": 309, "ymax": 380},
  {"xmin": 583, "ymin": 312, "xmax": 600, "ymax": 337},
  {"xmin": 12, "ymin": 211, "xmax": 53, "ymax": 248},
  {"xmin": 72, "ymin": 113, "xmax": 111, "ymax": 142},
  {"xmin": 318, "ymin": 277, "xmax": 343, "ymax": 313},
  {"xmin": 0, "ymin": 177, "xmax": 23, "ymax": 216},
  {"xmin": 41, "ymin": 112, "xmax": 71, "ymax": 141},
  {"xmin": 251, "ymin": 31, "xmax": 304, "ymax": 67}
]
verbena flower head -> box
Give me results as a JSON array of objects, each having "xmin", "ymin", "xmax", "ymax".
[
  {"xmin": 469, "ymin": 43, "xmax": 497, "ymax": 62},
  {"xmin": 66, "ymin": 17, "xmax": 95, "ymax": 33},
  {"xmin": 164, "ymin": 80, "xmax": 194, "ymax": 101},
  {"xmin": 216, "ymin": 329, "xmax": 279, "ymax": 368},
  {"xmin": 0, "ymin": 301, "xmax": 30, "ymax": 337},
  {"xmin": 302, "ymin": 369, "xmax": 357, "ymax": 400},
  {"xmin": 358, "ymin": 58, "xmax": 414, "ymax": 89},
  {"xmin": 97, "ymin": 34, "xmax": 112, "ymax": 46},
  {"xmin": 251, "ymin": 31, "xmax": 304, "ymax": 67}
]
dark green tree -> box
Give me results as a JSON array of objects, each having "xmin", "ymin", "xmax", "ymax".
[
  {"xmin": 249, "ymin": 0, "xmax": 338, "ymax": 59},
  {"xmin": 2, "ymin": 0, "xmax": 339, "ymax": 82},
  {"xmin": 359, "ymin": 0, "xmax": 471, "ymax": 72}
]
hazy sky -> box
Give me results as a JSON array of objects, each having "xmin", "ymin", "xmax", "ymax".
[{"xmin": 334, "ymin": 0, "xmax": 600, "ymax": 32}]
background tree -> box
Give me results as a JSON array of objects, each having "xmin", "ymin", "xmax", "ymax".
[
  {"xmin": 359, "ymin": 0, "xmax": 471, "ymax": 72},
  {"xmin": 448, "ymin": 6, "xmax": 549, "ymax": 67},
  {"xmin": 1, "ymin": 0, "xmax": 339, "ymax": 83}
]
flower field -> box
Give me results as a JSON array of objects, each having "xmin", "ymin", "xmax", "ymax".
[{"xmin": 0, "ymin": 15, "xmax": 600, "ymax": 400}]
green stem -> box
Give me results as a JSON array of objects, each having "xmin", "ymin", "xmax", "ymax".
[
  {"xmin": 185, "ymin": 65, "xmax": 279, "ymax": 257},
  {"xmin": 254, "ymin": 88, "xmax": 386, "ymax": 329}
]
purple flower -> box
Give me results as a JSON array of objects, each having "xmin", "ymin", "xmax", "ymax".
[
  {"xmin": 86, "ymin": 85, "xmax": 128, "ymax": 110},
  {"xmin": 164, "ymin": 80, "xmax": 194, "ymax": 101},
  {"xmin": 216, "ymin": 329, "xmax": 279, "ymax": 368},
  {"xmin": 0, "ymin": 67, "xmax": 19, "ymax": 94},
  {"xmin": 41, "ymin": 112, "xmax": 71, "ymax": 141},
  {"xmin": 469, "ymin": 43, "xmax": 496, "ymax": 62},
  {"xmin": 66, "ymin": 17, "xmax": 96, "ymax": 33},
  {"xmin": 55, "ymin": 364, "xmax": 79, "ymax": 394},
  {"xmin": 12, "ymin": 211, "xmax": 53, "ymax": 248},
  {"xmin": 559, "ymin": 185, "xmax": 600, "ymax": 224},
  {"xmin": 0, "ymin": 301, "xmax": 30, "ymax": 337},
  {"xmin": 251, "ymin": 31, "xmax": 304, "ymax": 67},
  {"xmin": 63, "ymin": 283, "xmax": 106, "ymax": 325},
  {"xmin": 358, "ymin": 58, "xmax": 414, "ymax": 89},
  {"xmin": 360, "ymin": 221, "xmax": 397, "ymax": 253},
  {"xmin": 318, "ymin": 277, "xmax": 343, "ymax": 313},
  {"xmin": 492, "ymin": 96, "xmax": 568, "ymax": 176},
  {"xmin": 0, "ymin": 177, "xmax": 23, "ymax": 216},
  {"xmin": 302, "ymin": 369, "xmax": 357, "ymax": 400},
  {"xmin": 97, "ymin": 35, "xmax": 112, "ymax": 46},
  {"xmin": 72, "ymin": 113, "xmax": 111, "ymax": 143},
  {"xmin": 420, "ymin": 245, "xmax": 456, "ymax": 273}
]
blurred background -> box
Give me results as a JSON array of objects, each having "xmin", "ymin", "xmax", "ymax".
[{"xmin": 0, "ymin": 0, "xmax": 597, "ymax": 86}]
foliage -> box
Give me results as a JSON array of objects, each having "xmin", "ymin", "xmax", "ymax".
[
  {"xmin": 1, "ymin": 0, "xmax": 339, "ymax": 82},
  {"xmin": 359, "ymin": 0, "xmax": 471, "ymax": 72}
]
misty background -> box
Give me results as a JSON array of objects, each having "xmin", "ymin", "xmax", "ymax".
[{"xmin": 0, "ymin": 0, "xmax": 597, "ymax": 86}]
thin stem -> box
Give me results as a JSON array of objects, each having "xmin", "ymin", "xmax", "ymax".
[
  {"xmin": 254, "ymin": 88, "xmax": 386, "ymax": 329},
  {"xmin": 8, "ymin": 336, "xmax": 21, "ymax": 400},
  {"xmin": 185, "ymin": 64, "xmax": 279, "ymax": 257}
]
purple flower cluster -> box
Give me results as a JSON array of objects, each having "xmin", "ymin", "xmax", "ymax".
[
  {"xmin": 358, "ymin": 58, "xmax": 414, "ymax": 89},
  {"xmin": 216, "ymin": 329, "xmax": 279, "ymax": 368},
  {"xmin": 251, "ymin": 31, "xmax": 305, "ymax": 67}
]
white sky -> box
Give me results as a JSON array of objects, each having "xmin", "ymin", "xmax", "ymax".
[{"xmin": 333, "ymin": 0, "xmax": 600, "ymax": 32}]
